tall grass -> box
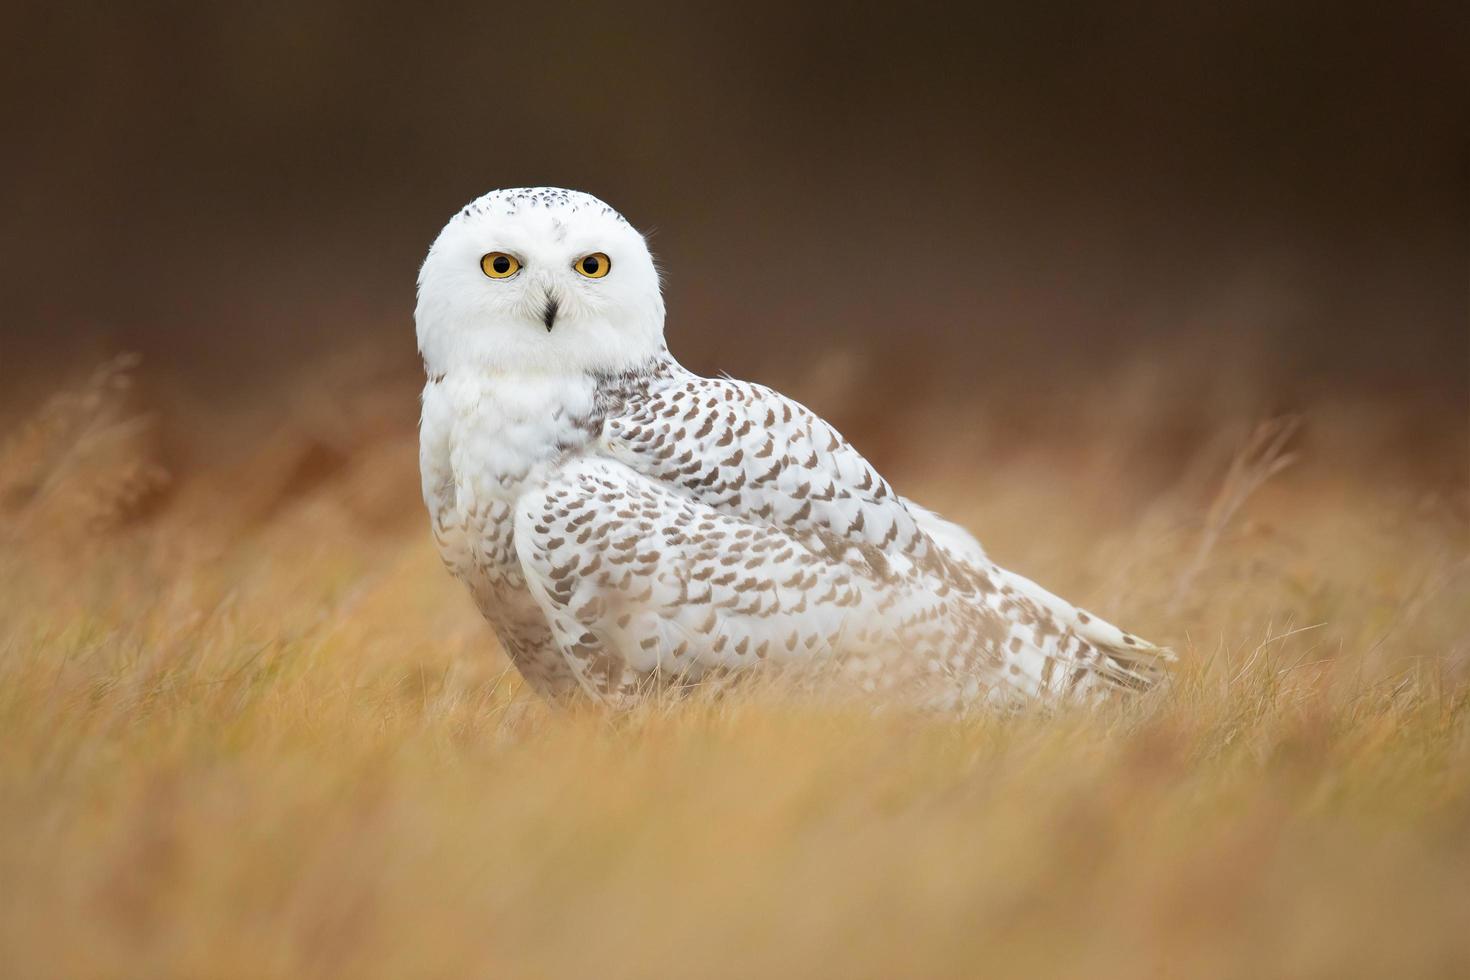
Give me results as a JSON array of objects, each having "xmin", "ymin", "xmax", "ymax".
[{"xmin": 0, "ymin": 352, "xmax": 1465, "ymax": 978}]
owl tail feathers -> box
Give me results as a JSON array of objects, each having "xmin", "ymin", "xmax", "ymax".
[
  {"xmin": 993, "ymin": 567, "xmax": 1176, "ymax": 695},
  {"xmin": 1088, "ymin": 630, "xmax": 1176, "ymax": 692}
]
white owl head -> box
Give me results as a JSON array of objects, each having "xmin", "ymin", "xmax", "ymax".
[{"xmin": 415, "ymin": 188, "xmax": 666, "ymax": 376}]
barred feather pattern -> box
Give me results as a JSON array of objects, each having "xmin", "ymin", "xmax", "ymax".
[{"xmin": 421, "ymin": 352, "xmax": 1171, "ymax": 709}]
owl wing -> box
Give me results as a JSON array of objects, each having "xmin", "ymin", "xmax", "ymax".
[
  {"xmin": 602, "ymin": 376, "xmax": 950, "ymax": 579},
  {"xmin": 513, "ymin": 455, "xmax": 903, "ymax": 704},
  {"xmin": 601, "ymin": 375, "xmax": 1171, "ymax": 700}
]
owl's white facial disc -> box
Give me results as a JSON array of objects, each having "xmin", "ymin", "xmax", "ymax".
[{"xmin": 416, "ymin": 188, "xmax": 666, "ymax": 377}]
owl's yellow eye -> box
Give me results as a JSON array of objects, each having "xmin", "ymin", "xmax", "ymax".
[
  {"xmin": 480, "ymin": 252, "xmax": 520, "ymax": 279},
  {"xmin": 573, "ymin": 252, "xmax": 611, "ymax": 279}
]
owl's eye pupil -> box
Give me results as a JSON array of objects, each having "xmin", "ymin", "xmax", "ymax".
[
  {"xmin": 492, "ymin": 255, "xmax": 511, "ymax": 274},
  {"xmin": 581, "ymin": 256, "xmax": 599, "ymax": 275}
]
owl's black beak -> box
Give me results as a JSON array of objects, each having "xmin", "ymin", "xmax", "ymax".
[{"xmin": 541, "ymin": 292, "xmax": 559, "ymax": 332}]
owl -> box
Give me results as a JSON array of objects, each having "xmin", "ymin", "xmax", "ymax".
[{"xmin": 416, "ymin": 187, "xmax": 1170, "ymax": 709}]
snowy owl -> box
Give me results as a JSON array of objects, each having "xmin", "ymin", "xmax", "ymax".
[{"xmin": 417, "ymin": 187, "xmax": 1171, "ymax": 709}]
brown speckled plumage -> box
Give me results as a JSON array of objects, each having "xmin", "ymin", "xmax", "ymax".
[{"xmin": 416, "ymin": 188, "xmax": 1172, "ymax": 709}]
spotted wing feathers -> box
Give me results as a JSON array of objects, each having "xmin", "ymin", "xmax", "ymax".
[
  {"xmin": 514, "ymin": 457, "xmax": 891, "ymax": 704},
  {"xmin": 509, "ymin": 375, "xmax": 1170, "ymax": 707}
]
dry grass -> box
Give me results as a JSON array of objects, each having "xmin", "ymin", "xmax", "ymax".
[{"xmin": 0, "ymin": 351, "xmax": 1466, "ymax": 979}]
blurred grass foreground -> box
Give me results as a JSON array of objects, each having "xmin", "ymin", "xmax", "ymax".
[{"xmin": 0, "ymin": 349, "xmax": 1466, "ymax": 979}]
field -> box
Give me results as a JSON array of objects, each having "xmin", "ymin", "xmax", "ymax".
[{"xmin": 1, "ymin": 349, "xmax": 1466, "ymax": 979}]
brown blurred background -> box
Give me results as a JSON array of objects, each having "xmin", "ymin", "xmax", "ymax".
[{"xmin": 1, "ymin": 1, "xmax": 1466, "ymax": 464}]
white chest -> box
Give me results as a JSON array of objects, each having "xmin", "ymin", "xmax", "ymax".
[{"xmin": 420, "ymin": 371, "xmax": 599, "ymax": 582}]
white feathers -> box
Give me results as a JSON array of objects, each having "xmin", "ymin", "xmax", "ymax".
[
  {"xmin": 416, "ymin": 188, "xmax": 665, "ymax": 379},
  {"xmin": 417, "ymin": 187, "xmax": 1172, "ymax": 708}
]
